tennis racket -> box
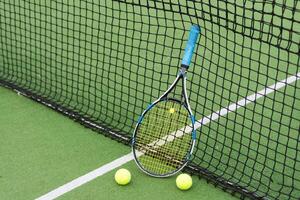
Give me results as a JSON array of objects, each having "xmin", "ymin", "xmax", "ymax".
[{"xmin": 132, "ymin": 25, "xmax": 200, "ymax": 177}]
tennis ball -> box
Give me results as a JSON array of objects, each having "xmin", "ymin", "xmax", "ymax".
[
  {"xmin": 169, "ymin": 108, "xmax": 175, "ymax": 114},
  {"xmin": 114, "ymin": 168, "xmax": 131, "ymax": 185},
  {"xmin": 176, "ymin": 173, "xmax": 192, "ymax": 190}
]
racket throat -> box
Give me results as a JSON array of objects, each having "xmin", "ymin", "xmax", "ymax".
[{"xmin": 179, "ymin": 65, "xmax": 188, "ymax": 75}]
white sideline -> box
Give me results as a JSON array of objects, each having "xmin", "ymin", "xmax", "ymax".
[
  {"xmin": 35, "ymin": 154, "xmax": 134, "ymax": 200},
  {"xmin": 36, "ymin": 72, "xmax": 300, "ymax": 200},
  {"xmin": 194, "ymin": 72, "xmax": 300, "ymax": 129}
]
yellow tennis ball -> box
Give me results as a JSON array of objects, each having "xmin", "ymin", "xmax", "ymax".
[
  {"xmin": 114, "ymin": 168, "xmax": 131, "ymax": 185},
  {"xmin": 169, "ymin": 108, "xmax": 175, "ymax": 113},
  {"xmin": 176, "ymin": 173, "xmax": 192, "ymax": 190}
]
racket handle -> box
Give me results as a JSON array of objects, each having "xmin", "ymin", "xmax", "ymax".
[{"xmin": 181, "ymin": 25, "xmax": 200, "ymax": 68}]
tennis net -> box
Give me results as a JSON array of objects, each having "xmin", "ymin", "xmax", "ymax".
[{"xmin": 0, "ymin": 0, "xmax": 299, "ymax": 199}]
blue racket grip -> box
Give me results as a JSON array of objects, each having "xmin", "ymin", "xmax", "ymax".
[{"xmin": 181, "ymin": 25, "xmax": 200, "ymax": 68}]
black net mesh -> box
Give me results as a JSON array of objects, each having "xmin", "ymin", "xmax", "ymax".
[{"xmin": 0, "ymin": 1, "xmax": 299, "ymax": 199}]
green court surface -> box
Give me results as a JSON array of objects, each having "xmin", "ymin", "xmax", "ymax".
[
  {"xmin": 0, "ymin": 1, "xmax": 299, "ymax": 199},
  {"xmin": 0, "ymin": 86, "xmax": 238, "ymax": 200}
]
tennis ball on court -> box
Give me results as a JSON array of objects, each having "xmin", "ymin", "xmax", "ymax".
[
  {"xmin": 114, "ymin": 168, "xmax": 131, "ymax": 185},
  {"xmin": 169, "ymin": 108, "xmax": 175, "ymax": 114},
  {"xmin": 176, "ymin": 173, "xmax": 192, "ymax": 190}
]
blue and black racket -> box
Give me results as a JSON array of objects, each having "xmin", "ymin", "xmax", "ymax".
[{"xmin": 132, "ymin": 25, "xmax": 201, "ymax": 177}]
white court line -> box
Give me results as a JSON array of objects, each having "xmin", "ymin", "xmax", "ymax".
[
  {"xmin": 36, "ymin": 154, "xmax": 134, "ymax": 200},
  {"xmin": 36, "ymin": 72, "xmax": 300, "ymax": 200},
  {"xmin": 195, "ymin": 72, "xmax": 300, "ymax": 129}
]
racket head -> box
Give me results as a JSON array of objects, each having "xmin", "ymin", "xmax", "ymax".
[{"xmin": 132, "ymin": 98, "xmax": 196, "ymax": 177}]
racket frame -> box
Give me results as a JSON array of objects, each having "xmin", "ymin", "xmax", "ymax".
[{"xmin": 131, "ymin": 68, "xmax": 196, "ymax": 177}]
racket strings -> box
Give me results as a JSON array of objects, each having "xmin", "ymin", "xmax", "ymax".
[{"xmin": 134, "ymin": 100, "xmax": 193, "ymax": 175}]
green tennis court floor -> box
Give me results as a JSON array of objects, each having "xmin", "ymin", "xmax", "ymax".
[{"xmin": 0, "ymin": 86, "xmax": 238, "ymax": 200}]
